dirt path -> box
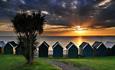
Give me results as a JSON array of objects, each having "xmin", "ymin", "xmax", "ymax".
[
  {"xmin": 48, "ymin": 60, "xmax": 92, "ymax": 70},
  {"xmin": 51, "ymin": 61, "xmax": 78, "ymax": 70}
]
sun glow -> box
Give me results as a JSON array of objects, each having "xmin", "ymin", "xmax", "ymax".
[
  {"xmin": 74, "ymin": 26, "xmax": 86, "ymax": 35},
  {"xmin": 76, "ymin": 26, "xmax": 83, "ymax": 31}
]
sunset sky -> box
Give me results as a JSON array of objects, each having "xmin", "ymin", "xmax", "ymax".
[{"xmin": 0, "ymin": 0, "xmax": 115, "ymax": 36}]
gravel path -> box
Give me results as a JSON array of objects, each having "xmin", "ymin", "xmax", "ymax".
[
  {"xmin": 52, "ymin": 61, "xmax": 78, "ymax": 70},
  {"xmin": 49, "ymin": 60, "xmax": 93, "ymax": 70}
]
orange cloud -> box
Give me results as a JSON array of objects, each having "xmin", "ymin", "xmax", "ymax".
[{"xmin": 0, "ymin": 22, "xmax": 115, "ymax": 36}]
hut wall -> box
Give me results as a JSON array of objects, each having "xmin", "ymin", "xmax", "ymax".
[
  {"xmin": 53, "ymin": 46, "xmax": 63, "ymax": 57},
  {"xmin": 39, "ymin": 46, "xmax": 48, "ymax": 57},
  {"xmin": 82, "ymin": 46, "xmax": 93, "ymax": 57},
  {"xmin": 67, "ymin": 46, "xmax": 78, "ymax": 58}
]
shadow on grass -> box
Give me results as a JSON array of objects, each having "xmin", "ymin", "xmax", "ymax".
[
  {"xmin": 10, "ymin": 60, "xmax": 59, "ymax": 70},
  {"xmin": 11, "ymin": 62, "xmax": 40, "ymax": 70},
  {"xmin": 0, "ymin": 55, "xmax": 59, "ymax": 70}
]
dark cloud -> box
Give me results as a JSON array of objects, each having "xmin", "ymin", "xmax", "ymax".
[
  {"xmin": 97, "ymin": 3, "xmax": 115, "ymax": 21},
  {"xmin": 92, "ymin": 1, "xmax": 115, "ymax": 28},
  {"xmin": 0, "ymin": 0, "xmax": 115, "ymax": 29}
]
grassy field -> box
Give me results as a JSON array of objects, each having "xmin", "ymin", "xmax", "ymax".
[
  {"xmin": 0, "ymin": 55, "xmax": 59, "ymax": 70},
  {"xmin": 59, "ymin": 56, "xmax": 115, "ymax": 70},
  {"xmin": 0, "ymin": 55, "xmax": 115, "ymax": 70}
]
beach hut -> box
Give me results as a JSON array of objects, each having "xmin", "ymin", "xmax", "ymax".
[
  {"xmin": 105, "ymin": 41, "xmax": 115, "ymax": 48},
  {"xmin": 107, "ymin": 48, "xmax": 112, "ymax": 56},
  {"xmin": 0, "ymin": 47, "xmax": 2, "ymax": 54},
  {"xmin": 0, "ymin": 41, "xmax": 5, "ymax": 54},
  {"xmin": 39, "ymin": 41, "xmax": 49, "ymax": 57},
  {"xmin": 79, "ymin": 42, "xmax": 93, "ymax": 57},
  {"xmin": 105, "ymin": 42, "xmax": 115, "ymax": 56},
  {"xmin": 4, "ymin": 41, "xmax": 17, "ymax": 54},
  {"xmin": 92, "ymin": 41, "xmax": 107, "ymax": 56},
  {"xmin": 52, "ymin": 42, "xmax": 63, "ymax": 57},
  {"xmin": 66, "ymin": 42, "xmax": 78, "ymax": 58},
  {"xmin": 111, "ymin": 45, "xmax": 115, "ymax": 56}
]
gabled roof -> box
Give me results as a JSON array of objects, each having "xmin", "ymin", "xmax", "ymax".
[
  {"xmin": 112, "ymin": 45, "xmax": 115, "ymax": 48},
  {"xmin": 105, "ymin": 41, "xmax": 115, "ymax": 48},
  {"xmin": 66, "ymin": 42, "xmax": 77, "ymax": 49},
  {"xmin": 79, "ymin": 42, "xmax": 91, "ymax": 49},
  {"xmin": 5, "ymin": 41, "xmax": 17, "ymax": 48},
  {"xmin": 39, "ymin": 41, "xmax": 49, "ymax": 48},
  {"xmin": 9, "ymin": 41, "xmax": 17, "ymax": 47},
  {"xmin": 0, "ymin": 41, "xmax": 5, "ymax": 47},
  {"xmin": 92, "ymin": 41, "xmax": 105, "ymax": 49},
  {"xmin": 52, "ymin": 42, "xmax": 62, "ymax": 48}
]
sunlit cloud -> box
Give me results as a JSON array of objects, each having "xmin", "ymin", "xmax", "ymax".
[
  {"xmin": 61, "ymin": 1, "xmax": 66, "ymax": 8},
  {"xmin": 20, "ymin": 0, "xmax": 26, "ymax": 4},
  {"xmin": 44, "ymin": 24, "xmax": 74, "ymax": 32},
  {"xmin": 0, "ymin": 24, "xmax": 13, "ymax": 31},
  {"xmin": 2, "ymin": 0, "xmax": 7, "ymax": 2},
  {"xmin": 71, "ymin": 0, "xmax": 78, "ymax": 9},
  {"xmin": 98, "ymin": 0, "xmax": 111, "ymax": 7},
  {"xmin": 41, "ymin": 11, "xmax": 49, "ymax": 15}
]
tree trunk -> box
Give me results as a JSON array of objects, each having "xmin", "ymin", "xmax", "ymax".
[
  {"xmin": 26, "ymin": 35, "xmax": 34, "ymax": 64},
  {"xmin": 27, "ymin": 56, "xmax": 33, "ymax": 64}
]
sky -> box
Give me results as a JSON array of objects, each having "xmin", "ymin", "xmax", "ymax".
[{"xmin": 0, "ymin": 0, "xmax": 115, "ymax": 36}]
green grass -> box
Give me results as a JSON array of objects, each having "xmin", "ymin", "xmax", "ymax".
[
  {"xmin": 59, "ymin": 56, "xmax": 115, "ymax": 70},
  {"xmin": 0, "ymin": 55, "xmax": 115, "ymax": 70},
  {"xmin": 0, "ymin": 55, "xmax": 59, "ymax": 70}
]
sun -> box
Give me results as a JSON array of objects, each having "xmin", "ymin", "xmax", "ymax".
[
  {"xmin": 74, "ymin": 26, "xmax": 86, "ymax": 35},
  {"xmin": 76, "ymin": 26, "xmax": 84, "ymax": 31}
]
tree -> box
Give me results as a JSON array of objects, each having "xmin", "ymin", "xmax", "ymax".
[{"xmin": 11, "ymin": 10, "xmax": 45, "ymax": 64}]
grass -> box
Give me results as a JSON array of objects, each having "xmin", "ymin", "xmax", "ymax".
[
  {"xmin": 59, "ymin": 56, "xmax": 115, "ymax": 70},
  {"xmin": 0, "ymin": 55, "xmax": 59, "ymax": 70},
  {"xmin": 0, "ymin": 55, "xmax": 115, "ymax": 70}
]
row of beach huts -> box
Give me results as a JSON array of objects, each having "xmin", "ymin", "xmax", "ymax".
[{"xmin": 0, "ymin": 41, "xmax": 115, "ymax": 58}]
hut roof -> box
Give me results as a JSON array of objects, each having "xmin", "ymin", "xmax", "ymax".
[
  {"xmin": 5, "ymin": 41, "xmax": 17, "ymax": 48},
  {"xmin": 0, "ymin": 41, "xmax": 5, "ymax": 47},
  {"xmin": 39, "ymin": 41, "xmax": 49, "ymax": 48},
  {"xmin": 105, "ymin": 41, "xmax": 115, "ymax": 48},
  {"xmin": 66, "ymin": 42, "xmax": 77, "ymax": 49},
  {"xmin": 92, "ymin": 41, "xmax": 105, "ymax": 49},
  {"xmin": 112, "ymin": 45, "xmax": 115, "ymax": 48},
  {"xmin": 80, "ymin": 42, "xmax": 91, "ymax": 49},
  {"xmin": 9, "ymin": 41, "xmax": 17, "ymax": 47},
  {"xmin": 52, "ymin": 42, "xmax": 62, "ymax": 48}
]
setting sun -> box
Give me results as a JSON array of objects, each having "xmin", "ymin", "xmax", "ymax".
[
  {"xmin": 76, "ymin": 26, "xmax": 83, "ymax": 31},
  {"xmin": 74, "ymin": 26, "xmax": 87, "ymax": 35}
]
